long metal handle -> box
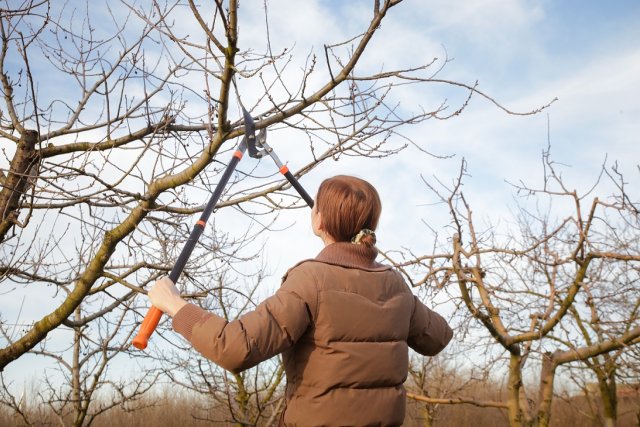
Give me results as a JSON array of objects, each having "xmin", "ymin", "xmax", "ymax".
[
  {"xmin": 132, "ymin": 143, "xmax": 247, "ymax": 350},
  {"xmin": 280, "ymin": 165, "xmax": 314, "ymax": 208},
  {"xmin": 254, "ymin": 131, "xmax": 314, "ymax": 209}
]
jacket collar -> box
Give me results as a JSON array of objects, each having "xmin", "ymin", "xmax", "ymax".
[{"xmin": 314, "ymin": 242, "xmax": 391, "ymax": 272}]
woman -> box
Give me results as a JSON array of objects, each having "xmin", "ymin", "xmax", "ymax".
[{"xmin": 148, "ymin": 175, "xmax": 453, "ymax": 426}]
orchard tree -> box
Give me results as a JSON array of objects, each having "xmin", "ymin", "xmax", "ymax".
[
  {"xmin": 400, "ymin": 150, "xmax": 640, "ymax": 427},
  {"xmin": 1, "ymin": 0, "xmax": 470, "ymax": 369},
  {"xmin": 0, "ymin": 0, "xmax": 553, "ymax": 424}
]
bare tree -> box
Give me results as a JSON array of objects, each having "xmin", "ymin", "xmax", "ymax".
[
  {"xmin": 0, "ymin": 0, "xmax": 460, "ymax": 368},
  {"xmin": 405, "ymin": 354, "xmax": 511, "ymax": 426},
  {"xmin": 1, "ymin": 0, "xmax": 553, "ymax": 424},
  {"xmin": 156, "ymin": 273, "xmax": 286, "ymax": 426},
  {"xmin": 395, "ymin": 148, "xmax": 639, "ymax": 426},
  {"xmin": 0, "ymin": 303, "xmax": 159, "ymax": 427},
  {"xmin": 559, "ymin": 246, "xmax": 640, "ymax": 427}
]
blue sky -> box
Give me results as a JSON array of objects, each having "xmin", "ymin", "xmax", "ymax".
[{"xmin": 258, "ymin": 0, "xmax": 640, "ymax": 267}]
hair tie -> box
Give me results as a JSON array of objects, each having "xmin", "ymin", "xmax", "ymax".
[{"xmin": 351, "ymin": 229, "xmax": 376, "ymax": 245}]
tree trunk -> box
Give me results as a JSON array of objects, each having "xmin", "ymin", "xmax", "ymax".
[
  {"xmin": 508, "ymin": 353, "xmax": 525, "ymax": 427},
  {"xmin": 421, "ymin": 405, "xmax": 433, "ymax": 427},
  {"xmin": 537, "ymin": 352, "xmax": 557, "ymax": 427},
  {"xmin": 233, "ymin": 372, "xmax": 250, "ymax": 426},
  {"xmin": 597, "ymin": 372, "xmax": 617, "ymax": 427},
  {"xmin": 71, "ymin": 307, "xmax": 87, "ymax": 427}
]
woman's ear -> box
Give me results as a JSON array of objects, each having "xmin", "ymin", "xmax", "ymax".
[
  {"xmin": 316, "ymin": 210, "xmax": 324, "ymax": 231},
  {"xmin": 311, "ymin": 206, "xmax": 325, "ymax": 238}
]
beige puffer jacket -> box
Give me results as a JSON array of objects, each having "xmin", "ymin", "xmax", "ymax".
[{"xmin": 173, "ymin": 242, "xmax": 453, "ymax": 426}]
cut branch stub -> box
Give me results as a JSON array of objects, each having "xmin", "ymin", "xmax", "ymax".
[{"xmin": 0, "ymin": 129, "xmax": 38, "ymax": 242}]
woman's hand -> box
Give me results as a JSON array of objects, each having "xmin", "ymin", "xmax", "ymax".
[{"xmin": 148, "ymin": 276, "xmax": 188, "ymax": 317}]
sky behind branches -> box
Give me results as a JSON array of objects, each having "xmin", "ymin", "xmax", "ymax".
[
  {"xmin": 261, "ymin": 0, "xmax": 640, "ymax": 269},
  {"xmin": 1, "ymin": 0, "xmax": 639, "ymax": 389}
]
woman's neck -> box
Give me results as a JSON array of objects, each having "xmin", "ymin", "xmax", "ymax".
[{"xmin": 321, "ymin": 233, "xmax": 336, "ymax": 247}]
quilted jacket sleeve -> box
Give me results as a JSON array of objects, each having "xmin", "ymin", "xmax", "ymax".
[
  {"xmin": 172, "ymin": 266, "xmax": 316, "ymax": 373},
  {"xmin": 407, "ymin": 296, "xmax": 453, "ymax": 356}
]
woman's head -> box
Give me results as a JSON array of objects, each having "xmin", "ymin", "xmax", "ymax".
[{"xmin": 313, "ymin": 175, "xmax": 381, "ymax": 247}]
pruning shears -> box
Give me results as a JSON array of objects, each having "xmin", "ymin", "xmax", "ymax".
[{"xmin": 132, "ymin": 109, "xmax": 313, "ymax": 350}]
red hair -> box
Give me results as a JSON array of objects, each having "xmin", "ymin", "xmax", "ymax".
[{"xmin": 315, "ymin": 175, "xmax": 381, "ymax": 247}]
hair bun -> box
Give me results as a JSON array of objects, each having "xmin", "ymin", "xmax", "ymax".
[{"xmin": 351, "ymin": 229, "xmax": 376, "ymax": 246}]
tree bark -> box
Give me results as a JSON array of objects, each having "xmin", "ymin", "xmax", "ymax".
[
  {"xmin": 597, "ymin": 367, "xmax": 617, "ymax": 427},
  {"xmin": 0, "ymin": 129, "xmax": 38, "ymax": 242},
  {"xmin": 537, "ymin": 352, "xmax": 557, "ymax": 427},
  {"xmin": 508, "ymin": 354, "xmax": 525, "ymax": 427}
]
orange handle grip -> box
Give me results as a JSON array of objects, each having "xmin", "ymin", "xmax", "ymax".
[{"xmin": 132, "ymin": 306, "xmax": 163, "ymax": 350}]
